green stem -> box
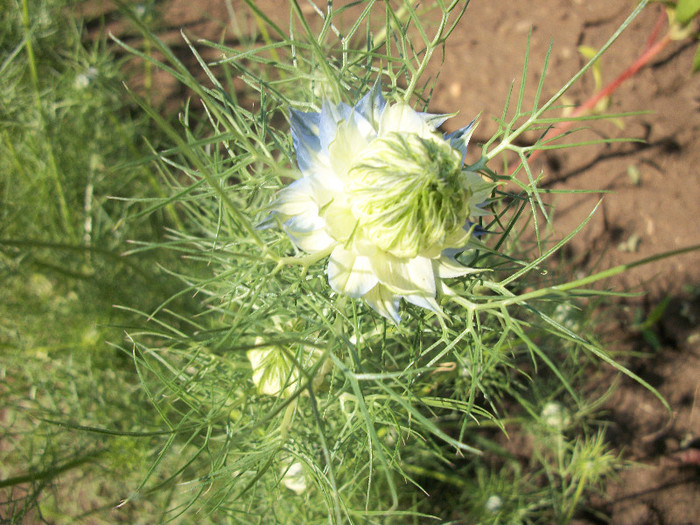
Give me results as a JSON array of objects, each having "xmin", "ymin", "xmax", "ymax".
[
  {"xmin": 402, "ymin": 3, "xmax": 449, "ymax": 102},
  {"xmin": 486, "ymin": 0, "xmax": 649, "ymax": 162},
  {"xmin": 0, "ymin": 449, "xmax": 104, "ymax": 489},
  {"xmin": 563, "ymin": 470, "xmax": 589, "ymax": 523},
  {"xmin": 21, "ymin": 0, "xmax": 74, "ymax": 239},
  {"xmin": 477, "ymin": 244, "xmax": 700, "ymax": 310},
  {"xmin": 20, "ymin": 0, "xmax": 39, "ymax": 94},
  {"xmin": 520, "ymin": 18, "xmax": 672, "ymax": 169}
]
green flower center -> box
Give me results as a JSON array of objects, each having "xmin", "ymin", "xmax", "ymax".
[{"xmin": 347, "ymin": 132, "xmax": 471, "ymax": 257}]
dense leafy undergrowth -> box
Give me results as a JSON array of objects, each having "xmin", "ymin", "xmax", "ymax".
[{"xmin": 3, "ymin": 1, "xmax": 697, "ymax": 523}]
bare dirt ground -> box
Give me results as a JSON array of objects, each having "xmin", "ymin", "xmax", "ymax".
[
  {"xmin": 86, "ymin": 0, "xmax": 699, "ymax": 522},
  {"xmin": 432, "ymin": 3, "xmax": 700, "ymax": 523}
]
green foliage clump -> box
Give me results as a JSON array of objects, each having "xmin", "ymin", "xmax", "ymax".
[
  {"xmin": 4, "ymin": 1, "xmax": 692, "ymax": 523},
  {"xmin": 0, "ymin": 0, "xmax": 187, "ymax": 521}
]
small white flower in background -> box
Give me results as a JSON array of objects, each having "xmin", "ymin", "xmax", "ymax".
[
  {"xmin": 541, "ymin": 401, "xmax": 571, "ymax": 430},
  {"xmin": 485, "ymin": 494, "xmax": 503, "ymax": 513},
  {"xmin": 271, "ymin": 83, "xmax": 493, "ymax": 323},
  {"xmin": 73, "ymin": 66, "xmax": 98, "ymax": 90},
  {"xmin": 280, "ymin": 460, "xmax": 307, "ymax": 495},
  {"xmin": 246, "ymin": 321, "xmax": 330, "ymax": 398},
  {"xmin": 247, "ymin": 340, "xmax": 300, "ymax": 398}
]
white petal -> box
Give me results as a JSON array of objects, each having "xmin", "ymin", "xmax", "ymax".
[
  {"xmin": 369, "ymin": 253, "xmax": 436, "ymax": 296},
  {"xmin": 402, "ymin": 293, "xmax": 442, "ymax": 315},
  {"xmin": 284, "ymin": 219, "xmax": 335, "ymax": 253},
  {"xmin": 319, "ymin": 100, "xmax": 353, "ymax": 154},
  {"xmin": 353, "ymin": 81, "xmax": 386, "ymax": 129},
  {"xmin": 247, "ymin": 346, "xmax": 298, "ymax": 398},
  {"xmin": 419, "ymin": 111, "xmax": 454, "ymax": 129},
  {"xmin": 285, "ymin": 207, "xmax": 325, "ymax": 234},
  {"xmin": 464, "ymin": 171, "xmax": 494, "ymax": 216},
  {"xmin": 328, "ymin": 245, "xmax": 379, "ymax": 298},
  {"xmin": 349, "ymin": 108, "xmax": 376, "ymax": 142},
  {"xmin": 281, "ymin": 461, "xmax": 307, "ymax": 495},
  {"xmin": 443, "ymin": 226, "xmax": 470, "ymax": 250},
  {"xmin": 434, "ymin": 256, "xmax": 480, "ymax": 279},
  {"xmin": 274, "ymin": 177, "xmax": 316, "ymax": 217},
  {"xmin": 363, "ymin": 284, "xmax": 401, "ymax": 324},
  {"xmin": 438, "ymin": 281, "xmax": 457, "ymax": 296},
  {"xmin": 328, "ymin": 118, "xmax": 372, "ymax": 180},
  {"xmin": 322, "ymin": 201, "xmax": 357, "ymax": 241},
  {"xmin": 378, "ymin": 103, "xmax": 435, "ymax": 139}
]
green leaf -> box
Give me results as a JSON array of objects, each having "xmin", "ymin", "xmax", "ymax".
[
  {"xmin": 693, "ymin": 42, "xmax": 700, "ymax": 73},
  {"xmin": 676, "ymin": 0, "xmax": 700, "ymax": 25}
]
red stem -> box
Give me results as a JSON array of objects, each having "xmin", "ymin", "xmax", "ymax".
[
  {"xmin": 512, "ymin": 11, "xmax": 672, "ymax": 173},
  {"xmin": 645, "ymin": 9, "xmax": 667, "ymax": 50},
  {"xmin": 567, "ymin": 32, "xmax": 671, "ymax": 120}
]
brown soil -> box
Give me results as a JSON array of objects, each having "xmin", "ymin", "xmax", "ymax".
[
  {"xmin": 91, "ymin": 0, "xmax": 700, "ymax": 522},
  {"xmin": 430, "ymin": 3, "xmax": 700, "ymax": 522}
]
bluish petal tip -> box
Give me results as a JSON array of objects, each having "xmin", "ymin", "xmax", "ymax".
[
  {"xmin": 445, "ymin": 117, "xmax": 478, "ymax": 162},
  {"xmin": 354, "ymin": 79, "xmax": 386, "ymax": 127},
  {"xmin": 471, "ymin": 223, "xmax": 490, "ymax": 239},
  {"xmin": 290, "ymin": 107, "xmax": 320, "ymax": 136},
  {"xmin": 256, "ymin": 212, "xmax": 277, "ymax": 230},
  {"xmin": 290, "ymin": 108, "xmax": 322, "ymax": 173},
  {"xmin": 318, "ymin": 99, "xmax": 352, "ymax": 152}
]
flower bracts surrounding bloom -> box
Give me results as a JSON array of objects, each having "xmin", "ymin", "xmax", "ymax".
[{"xmin": 272, "ymin": 84, "xmax": 493, "ymax": 323}]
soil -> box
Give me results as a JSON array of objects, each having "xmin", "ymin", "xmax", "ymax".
[{"xmin": 85, "ymin": 0, "xmax": 700, "ymax": 522}]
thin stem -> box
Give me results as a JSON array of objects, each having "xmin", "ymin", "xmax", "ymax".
[
  {"xmin": 21, "ymin": 0, "xmax": 73, "ymax": 238},
  {"xmin": 474, "ymin": 244, "xmax": 700, "ymax": 310},
  {"xmin": 487, "ymin": 0, "xmax": 649, "ymax": 162},
  {"xmin": 564, "ymin": 470, "xmax": 589, "ymax": 523},
  {"xmin": 402, "ymin": 4, "xmax": 449, "ymax": 101},
  {"xmin": 0, "ymin": 449, "xmax": 104, "ymax": 488},
  {"xmin": 514, "ymin": 9, "xmax": 672, "ymax": 170}
]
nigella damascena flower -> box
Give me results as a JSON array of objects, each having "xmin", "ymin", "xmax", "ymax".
[{"xmin": 271, "ymin": 83, "xmax": 493, "ymax": 323}]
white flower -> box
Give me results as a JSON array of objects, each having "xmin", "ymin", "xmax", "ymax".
[
  {"xmin": 247, "ymin": 340, "xmax": 301, "ymax": 398},
  {"xmin": 485, "ymin": 494, "xmax": 503, "ymax": 513},
  {"xmin": 280, "ymin": 460, "xmax": 307, "ymax": 495},
  {"xmin": 73, "ymin": 67, "xmax": 98, "ymax": 90},
  {"xmin": 272, "ymin": 83, "xmax": 493, "ymax": 323},
  {"xmin": 541, "ymin": 402, "xmax": 571, "ymax": 430},
  {"xmin": 247, "ymin": 321, "xmax": 330, "ymax": 398}
]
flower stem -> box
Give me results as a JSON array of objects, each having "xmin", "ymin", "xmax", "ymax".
[
  {"xmin": 273, "ymin": 246, "xmax": 335, "ymax": 274},
  {"xmin": 517, "ymin": 10, "xmax": 672, "ymax": 170},
  {"xmin": 563, "ymin": 470, "xmax": 589, "ymax": 523},
  {"xmin": 21, "ymin": 0, "xmax": 74, "ymax": 239}
]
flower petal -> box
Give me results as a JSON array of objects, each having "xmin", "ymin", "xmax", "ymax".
[
  {"xmin": 402, "ymin": 293, "xmax": 442, "ymax": 315},
  {"xmin": 419, "ymin": 111, "xmax": 453, "ymax": 129},
  {"xmin": 353, "ymin": 81, "xmax": 386, "ymax": 128},
  {"xmin": 434, "ymin": 255, "xmax": 481, "ymax": 278},
  {"xmin": 378, "ymin": 103, "xmax": 436, "ymax": 139},
  {"xmin": 290, "ymin": 108, "xmax": 321, "ymax": 174},
  {"xmin": 319, "ymin": 99, "xmax": 353, "ymax": 154},
  {"xmin": 329, "ymin": 117, "xmax": 372, "ymax": 179},
  {"xmin": 370, "ymin": 253, "xmax": 436, "ymax": 296},
  {"xmin": 445, "ymin": 118, "xmax": 478, "ymax": 163},
  {"xmin": 464, "ymin": 171, "xmax": 494, "ymax": 215},
  {"xmin": 363, "ymin": 284, "xmax": 401, "ymax": 324},
  {"xmin": 328, "ymin": 245, "xmax": 379, "ymax": 297},
  {"xmin": 284, "ymin": 214, "xmax": 335, "ymax": 253},
  {"xmin": 247, "ymin": 346, "xmax": 298, "ymax": 398},
  {"xmin": 322, "ymin": 199, "xmax": 356, "ymax": 241},
  {"xmin": 281, "ymin": 461, "xmax": 308, "ymax": 495},
  {"xmin": 274, "ymin": 177, "xmax": 316, "ymax": 217}
]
